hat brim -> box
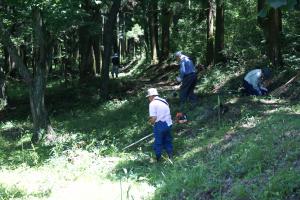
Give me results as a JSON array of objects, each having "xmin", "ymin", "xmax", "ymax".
[{"xmin": 146, "ymin": 93, "xmax": 158, "ymax": 97}]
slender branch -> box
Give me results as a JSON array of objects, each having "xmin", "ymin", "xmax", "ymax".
[{"xmin": 0, "ymin": 21, "xmax": 32, "ymax": 84}]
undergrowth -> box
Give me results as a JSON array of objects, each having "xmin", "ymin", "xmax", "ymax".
[{"xmin": 0, "ymin": 59, "xmax": 300, "ymax": 200}]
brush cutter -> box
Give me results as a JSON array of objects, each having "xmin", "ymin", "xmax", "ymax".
[{"xmin": 122, "ymin": 133, "xmax": 153, "ymax": 150}]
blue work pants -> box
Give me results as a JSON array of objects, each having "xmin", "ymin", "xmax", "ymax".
[
  {"xmin": 180, "ymin": 73, "xmax": 197, "ymax": 106},
  {"xmin": 243, "ymin": 80, "xmax": 268, "ymax": 96},
  {"xmin": 153, "ymin": 121, "xmax": 173, "ymax": 160}
]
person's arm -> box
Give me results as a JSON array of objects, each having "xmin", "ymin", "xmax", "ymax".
[
  {"xmin": 149, "ymin": 103, "xmax": 157, "ymax": 125},
  {"xmin": 253, "ymin": 71, "xmax": 263, "ymax": 95},
  {"xmin": 149, "ymin": 116, "xmax": 157, "ymax": 125},
  {"xmin": 179, "ymin": 62, "xmax": 186, "ymax": 79}
]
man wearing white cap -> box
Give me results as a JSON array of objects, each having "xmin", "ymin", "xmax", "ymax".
[
  {"xmin": 175, "ymin": 51, "xmax": 198, "ymax": 108},
  {"xmin": 146, "ymin": 88, "xmax": 173, "ymax": 161}
]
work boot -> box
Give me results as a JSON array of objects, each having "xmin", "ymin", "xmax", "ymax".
[{"xmin": 167, "ymin": 153, "xmax": 173, "ymax": 159}]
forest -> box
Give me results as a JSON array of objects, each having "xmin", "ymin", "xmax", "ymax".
[{"xmin": 0, "ymin": 0, "xmax": 300, "ymax": 199}]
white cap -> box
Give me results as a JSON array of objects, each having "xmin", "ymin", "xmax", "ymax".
[
  {"xmin": 146, "ymin": 88, "xmax": 159, "ymax": 97},
  {"xmin": 175, "ymin": 51, "xmax": 182, "ymax": 57}
]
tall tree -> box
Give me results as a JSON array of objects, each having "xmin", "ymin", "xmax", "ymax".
[
  {"xmin": 0, "ymin": 7, "xmax": 54, "ymax": 143},
  {"xmin": 214, "ymin": 0, "xmax": 225, "ymax": 63},
  {"xmin": 78, "ymin": 0, "xmax": 97, "ymax": 82},
  {"xmin": 30, "ymin": 8, "xmax": 54, "ymax": 142},
  {"xmin": 149, "ymin": 0, "xmax": 159, "ymax": 64},
  {"xmin": 78, "ymin": 24, "xmax": 95, "ymax": 81},
  {"xmin": 160, "ymin": 1, "xmax": 173, "ymax": 62},
  {"xmin": 91, "ymin": 7, "xmax": 102, "ymax": 75},
  {"xmin": 206, "ymin": 0, "xmax": 214, "ymax": 67},
  {"xmin": 100, "ymin": 0, "xmax": 121, "ymax": 99},
  {"xmin": 3, "ymin": 47, "xmax": 10, "ymax": 74},
  {"xmin": 266, "ymin": 8, "xmax": 282, "ymax": 67},
  {"xmin": 0, "ymin": 67, "xmax": 6, "ymax": 109},
  {"xmin": 141, "ymin": 0, "xmax": 150, "ymax": 60},
  {"xmin": 258, "ymin": 0, "xmax": 283, "ymax": 67}
]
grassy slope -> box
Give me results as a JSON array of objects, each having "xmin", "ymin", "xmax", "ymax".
[{"xmin": 0, "ymin": 57, "xmax": 300, "ymax": 200}]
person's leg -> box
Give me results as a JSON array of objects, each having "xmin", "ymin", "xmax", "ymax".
[
  {"xmin": 111, "ymin": 67, "xmax": 115, "ymax": 78},
  {"xmin": 180, "ymin": 77, "xmax": 191, "ymax": 108},
  {"xmin": 115, "ymin": 66, "xmax": 119, "ymax": 78},
  {"xmin": 162, "ymin": 125, "xmax": 173, "ymax": 159},
  {"xmin": 153, "ymin": 122, "xmax": 164, "ymax": 161},
  {"xmin": 187, "ymin": 74, "xmax": 198, "ymax": 103},
  {"xmin": 243, "ymin": 80, "xmax": 260, "ymax": 95}
]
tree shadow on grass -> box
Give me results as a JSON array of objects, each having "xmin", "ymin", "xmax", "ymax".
[
  {"xmin": 110, "ymin": 101, "xmax": 300, "ymax": 199},
  {"xmin": 0, "ymin": 131, "xmax": 53, "ymax": 168},
  {"xmin": 56, "ymin": 94, "xmax": 153, "ymax": 149}
]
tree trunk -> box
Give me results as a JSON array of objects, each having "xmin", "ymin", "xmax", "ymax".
[
  {"xmin": 120, "ymin": 12, "xmax": 126, "ymax": 62},
  {"xmin": 3, "ymin": 47, "xmax": 9, "ymax": 74},
  {"xmin": 79, "ymin": 25, "xmax": 95, "ymax": 82},
  {"xmin": 0, "ymin": 27, "xmax": 32, "ymax": 84},
  {"xmin": 93, "ymin": 35, "xmax": 101, "ymax": 75},
  {"xmin": 19, "ymin": 44, "xmax": 27, "ymax": 67},
  {"xmin": 101, "ymin": 0, "xmax": 121, "ymax": 99},
  {"xmin": 113, "ymin": 20, "xmax": 118, "ymax": 54},
  {"xmin": 149, "ymin": 1, "xmax": 159, "ymax": 64},
  {"xmin": 257, "ymin": 2, "xmax": 268, "ymax": 36},
  {"xmin": 154, "ymin": 3, "xmax": 160, "ymax": 60},
  {"xmin": 0, "ymin": 7, "xmax": 54, "ymax": 143},
  {"xmin": 142, "ymin": 0, "xmax": 150, "ymax": 60},
  {"xmin": 258, "ymin": 0, "xmax": 283, "ymax": 67},
  {"xmin": 215, "ymin": 0, "xmax": 225, "ymax": 63},
  {"xmin": 206, "ymin": 0, "xmax": 214, "ymax": 67},
  {"xmin": 160, "ymin": 2, "xmax": 172, "ymax": 62},
  {"xmin": 0, "ymin": 70, "xmax": 7, "ymax": 109},
  {"xmin": 30, "ymin": 8, "xmax": 54, "ymax": 143},
  {"xmin": 266, "ymin": 8, "xmax": 282, "ymax": 67}
]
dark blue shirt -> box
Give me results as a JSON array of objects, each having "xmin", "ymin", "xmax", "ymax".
[{"xmin": 179, "ymin": 55, "xmax": 196, "ymax": 79}]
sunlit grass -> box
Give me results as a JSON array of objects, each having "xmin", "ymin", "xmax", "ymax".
[
  {"xmin": 0, "ymin": 149, "xmax": 155, "ymax": 200},
  {"xmin": 122, "ymin": 54, "xmax": 146, "ymax": 77}
]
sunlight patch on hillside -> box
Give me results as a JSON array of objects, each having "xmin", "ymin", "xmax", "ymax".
[
  {"xmin": 48, "ymin": 178, "xmax": 155, "ymax": 200},
  {"xmin": 103, "ymin": 99, "xmax": 129, "ymax": 112},
  {"xmin": 0, "ymin": 151, "xmax": 155, "ymax": 200}
]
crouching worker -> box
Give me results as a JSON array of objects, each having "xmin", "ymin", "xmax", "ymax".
[
  {"xmin": 243, "ymin": 67, "xmax": 271, "ymax": 96},
  {"xmin": 146, "ymin": 88, "xmax": 173, "ymax": 162}
]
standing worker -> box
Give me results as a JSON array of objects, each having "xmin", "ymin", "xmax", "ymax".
[
  {"xmin": 243, "ymin": 67, "xmax": 271, "ymax": 96},
  {"xmin": 147, "ymin": 88, "xmax": 173, "ymax": 162},
  {"xmin": 111, "ymin": 53, "xmax": 120, "ymax": 78},
  {"xmin": 175, "ymin": 51, "xmax": 198, "ymax": 109}
]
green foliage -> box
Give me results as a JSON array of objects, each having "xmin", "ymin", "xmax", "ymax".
[
  {"xmin": 230, "ymin": 182, "xmax": 252, "ymax": 200},
  {"xmin": 259, "ymin": 0, "xmax": 298, "ymax": 18},
  {"xmin": 0, "ymin": 0, "xmax": 300, "ymax": 198},
  {"xmin": 126, "ymin": 24, "xmax": 144, "ymax": 42},
  {"xmin": 198, "ymin": 62, "xmax": 243, "ymax": 94},
  {"xmin": 0, "ymin": 184, "xmax": 26, "ymax": 200},
  {"xmin": 1, "ymin": 61, "xmax": 300, "ymax": 199},
  {"xmin": 263, "ymin": 169, "xmax": 300, "ymax": 199}
]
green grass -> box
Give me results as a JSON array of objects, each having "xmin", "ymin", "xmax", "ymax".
[{"xmin": 0, "ymin": 59, "xmax": 300, "ymax": 199}]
